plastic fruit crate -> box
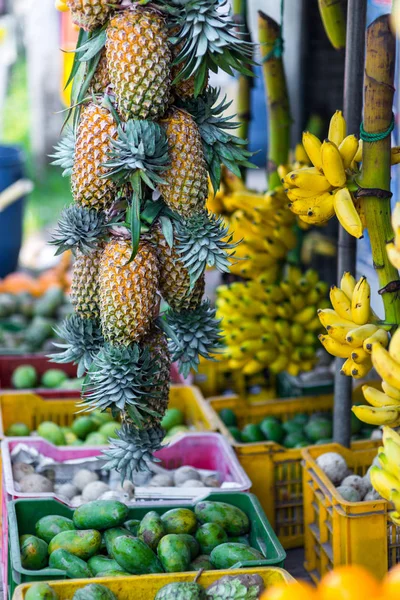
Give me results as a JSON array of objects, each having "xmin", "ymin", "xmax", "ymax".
[
  {"xmin": 12, "ymin": 567, "xmax": 294, "ymax": 599},
  {"xmin": 0, "ymin": 385, "xmax": 214, "ymax": 438},
  {"xmin": 277, "ymin": 371, "xmax": 333, "ymax": 398},
  {"xmin": 302, "ymin": 442, "xmax": 393, "ymax": 582},
  {"xmin": 207, "ymin": 394, "xmax": 371, "ymax": 550},
  {"xmin": 7, "ymin": 493, "xmax": 286, "ymax": 595},
  {"xmin": 2, "ymin": 433, "xmax": 251, "ymax": 504}
]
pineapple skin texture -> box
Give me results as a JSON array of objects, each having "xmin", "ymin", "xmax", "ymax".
[
  {"xmin": 67, "ymin": 0, "xmax": 115, "ymax": 31},
  {"xmin": 89, "ymin": 50, "xmax": 110, "ymax": 94},
  {"xmin": 106, "ymin": 9, "xmax": 172, "ymax": 121},
  {"xmin": 159, "ymin": 109, "xmax": 208, "ymax": 219},
  {"xmin": 70, "ymin": 248, "xmax": 103, "ymax": 320},
  {"xmin": 99, "ymin": 239, "xmax": 160, "ymax": 346},
  {"xmin": 142, "ymin": 327, "xmax": 171, "ymax": 424},
  {"xmin": 72, "ymin": 103, "xmax": 118, "ymax": 211}
]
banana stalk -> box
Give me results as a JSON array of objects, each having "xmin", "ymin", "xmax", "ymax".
[
  {"xmin": 358, "ymin": 15, "xmax": 400, "ymax": 325},
  {"xmin": 318, "ymin": 0, "xmax": 346, "ymax": 50},
  {"xmin": 233, "ymin": 0, "xmax": 253, "ymax": 146},
  {"xmin": 258, "ymin": 11, "xmax": 291, "ymax": 189}
]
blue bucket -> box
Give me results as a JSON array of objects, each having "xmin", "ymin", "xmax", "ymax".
[{"xmin": 0, "ymin": 145, "xmax": 25, "ymax": 278}]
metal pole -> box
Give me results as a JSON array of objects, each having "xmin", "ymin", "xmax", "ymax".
[{"xmin": 333, "ymin": 0, "xmax": 367, "ymax": 447}]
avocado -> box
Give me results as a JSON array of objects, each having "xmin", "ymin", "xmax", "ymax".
[
  {"xmin": 218, "ymin": 408, "xmax": 237, "ymax": 427},
  {"xmin": 41, "ymin": 369, "xmax": 68, "ymax": 389},
  {"xmin": 12, "ymin": 365, "xmax": 38, "ymax": 389},
  {"xmin": 241, "ymin": 424, "xmax": 264, "ymax": 443}
]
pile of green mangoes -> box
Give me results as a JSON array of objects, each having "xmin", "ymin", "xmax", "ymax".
[
  {"xmin": 0, "ymin": 288, "xmax": 72, "ymax": 354},
  {"xmin": 161, "ymin": 407, "xmax": 190, "ymax": 442},
  {"xmin": 218, "ymin": 407, "xmax": 375, "ymax": 448},
  {"xmin": 10, "ymin": 365, "xmax": 82, "ymax": 390},
  {"xmin": 18, "ymin": 499, "xmax": 265, "ymax": 591}
]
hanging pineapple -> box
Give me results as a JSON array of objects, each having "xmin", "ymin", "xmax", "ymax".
[{"xmin": 52, "ymin": 0, "xmax": 254, "ymax": 482}]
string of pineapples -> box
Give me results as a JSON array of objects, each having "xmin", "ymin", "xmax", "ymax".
[{"xmin": 50, "ymin": 0, "xmax": 254, "ymax": 482}]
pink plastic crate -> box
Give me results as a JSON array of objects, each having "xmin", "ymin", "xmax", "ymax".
[{"xmin": 2, "ymin": 433, "xmax": 251, "ymax": 505}]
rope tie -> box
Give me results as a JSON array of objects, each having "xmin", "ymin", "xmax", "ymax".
[{"xmin": 360, "ymin": 113, "xmax": 395, "ymax": 142}]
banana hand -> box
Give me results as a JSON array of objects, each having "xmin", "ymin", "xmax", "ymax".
[
  {"xmin": 338, "ymin": 135, "xmax": 359, "ymax": 169},
  {"xmin": 340, "ymin": 271, "xmax": 356, "ymax": 300},
  {"xmin": 302, "ymin": 131, "xmax": 323, "ymax": 170},
  {"xmin": 321, "ymin": 139, "xmax": 346, "ymax": 187},
  {"xmin": 330, "ymin": 285, "xmax": 353, "ymax": 320},
  {"xmin": 362, "ymin": 385, "xmax": 400, "ymax": 407},
  {"xmin": 351, "ymin": 276, "xmax": 370, "ymax": 325},
  {"xmin": 372, "ymin": 343, "xmax": 400, "ymax": 389},
  {"xmin": 352, "ymin": 404, "xmax": 400, "ymax": 426},
  {"xmin": 346, "ymin": 324, "xmax": 378, "ymax": 348},
  {"xmin": 387, "ymin": 243, "xmax": 400, "ymax": 269},
  {"xmin": 319, "ymin": 334, "xmax": 352, "ymax": 358},
  {"xmin": 328, "ymin": 110, "xmax": 346, "ymax": 146},
  {"xmin": 334, "ymin": 187, "xmax": 363, "ymax": 239},
  {"xmin": 370, "ymin": 466, "xmax": 400, "ymax": 502}
]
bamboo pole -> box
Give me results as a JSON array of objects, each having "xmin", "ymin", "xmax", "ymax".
[
  {"xmin": 233, "ymin": 0, "xmax": 252, "ymax": 146},
  {"xmin": 258, "ymin": 12, "xmax": 291, "ymax": 189},
  {"xmin": 358, "ymin": 15, "xmax": 400, "ymax": 326}
]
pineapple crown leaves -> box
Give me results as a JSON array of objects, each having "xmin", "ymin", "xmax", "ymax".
[
  {"xmin": 80, "ymin": 343, "xmax": 163, "ymax": 426},
  {"xmin": 165, "ymin": 0, "xmax": 255, "ymax": 94},
  {"xmin": 50, "ymin": 205, "xmax": 107, "ymax": 255},
  {"xmin": 180, "ymin": 88, "xmax": 256, "ymax": 192},
  {"xmin": 174, "ymin": 210, "xmax": 239, "ymax": 287},
  {"xmin": 164, "ymin": 299, "xmax": 224, "ymax": 377},
  {"xmin": 49, "ymin": 315, "xmax": 104, "ymax": 378},
  {"xmin": 50, "ymin": 127, "xmax": 75, "ymax": 177},
  {"xmin": 102, "ymin": 422, "xmax": 164, "ymax": 481}
]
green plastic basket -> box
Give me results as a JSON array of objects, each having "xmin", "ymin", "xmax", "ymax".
[{"xmin": 8, "ymin": 492, "xmax": 286, "ymax": 596}]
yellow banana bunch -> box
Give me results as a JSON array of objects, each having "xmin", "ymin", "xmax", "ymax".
[
  {"xmin": 216, "ymin": 268, "xmax": 327, "ymax": 375},
  {"xmin": 317, "ymin": 272, "xmax": 388, "ymax": 379}
]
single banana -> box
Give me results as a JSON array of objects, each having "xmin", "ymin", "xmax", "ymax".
[
  {"xmin": 387, "ymin": 243, "xmax": 400, "ymax": 269},
  {"xmin": 351, "ymin": 347, "xmax": 370, "ymax": 365},
  {"xmin": 306, "ymin": 288, "xmax": 321, "ymax": 305},
  {"xmin": 372, "ymin": 343, "xmax": 400, "ymax": 389},
  {"xmin": 326, "ymin": 324, "xmax": 353, "ymax": 344},
  {"xmin": 321, "ymin": 139, "xmax": 346, "ymax": 187},
  {"xmin": 341, "ymin": 357, "xmax": 356, "ymax": 376},
  {"xmin": 317, "ymin": 308, "xmax": 355, "ymax": 329},
  {"xmin": 352, "ymin": 404, "xmax": 400, "ymax": 426},
  {"xmin": 363, "ymin": 385, "xmax": 400, "ymax": 407},
  {"xmin": 351, "ymin": 276, "xmax": 371, "ymax": 325},
  {"xmin": 277, "ymin": 164, "xmax": 291, "ymax": 179},
  {"xmin": 300, "ymin": 194, "xmax": 336, "ymax": 224},
  {"xmin": 294, "ymin": 306, "xmax": 316, "ymax": 325},
  {"xmin": 346, "ymin": 324, "xmax": 379, "ymax": 348},
  {"xmin": 285, "ymin": 187, "xmax": 323, "ymax": 201},
  {"xmin": 389, "ymin": 327, "xmax": 400, "ymax": 362},
  {"xmin": 302, "ymin": 131, "xmax": 323, "ymax": 170},
  {"xmin": 381, "ymin": 439, "xmax": 400, "ymax": 479},
  {"xmin": 340, "ymin": 271, "xmax": 356, "ymax": 299},
  {"xmin": 319, "ymin": 334, "xmax": 352, "ymax": 358},
  {"xmin": 330, "ymin": 285, "xmax": 353, "ymax": 320},
  {"xmin": 338, "ymin": 134, "xmax": 359, "ymax": 169},
  {"xmin": 363, "ymin": 328, "xmax": 389, "ymax": 353},
  {"xmin": 294, "ymin": 143, "xmax": 309, "ymax": 164},
  {"xmin": 370, "ymin": 466, "xmax": 400, "ymax": 502},
  {"xmin": 351, "ymin": 359, "xmax": 372, "ymax": 379},
  {"xmin": 353, "ymin": 139, "xmax": 363, "ymax": 163},
  {"xmin": 391, "ymin": 202, "xmax": 400, "ymax": 248},
  {"xmin": 328, "ymin": 110, "xmax": 346, "ymax": 146},
  {"xmin": 288, "ymin": 191, "xmax": 333, "ymax": 216},
  {"xmin": 382, "ymin": 381, "xmax": 400, "ymax": 401},
  {"xmin": 391, "ymin": 147, "xmax": 400, "ymax": 166},
  {"xmin": 285, "ymin": 167, "xmax": 332, "ymax": 193},
  {"xmin": 334, "ymin": 187, "xmax": 363, "ymax": 239}
]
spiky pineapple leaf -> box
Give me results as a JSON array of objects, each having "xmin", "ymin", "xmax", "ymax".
[
  {"xmin": 129, "ymin": 190, "xmax": 141, "ymax": 262},
  {"xmin": 159, "ymin": 216, "xmax": 174, "ymax": 249}
]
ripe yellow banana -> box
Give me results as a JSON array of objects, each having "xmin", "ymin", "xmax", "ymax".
[
  {"xmin": 372, "ymin": 343, "xmax": 400, "ymax": 389},
  {"xmin": 294, "ymin": 143, "xmax": 309, "ymax": 164},
  {"xmin": 387, "ymin": 243, "xmax": 400, "ymax": 269},
  {"xmin": 340, "ymin": 271, "xmax": 356, "ymax": 299},
  {"xmin": 328, "ymin": 110, "xmax": 346, "ymax": 146},
  {"xmin": 352, "ymin": 404, "xmax": 400, "ymax": 426},
  {"xmin": 370, "ymin": 466, "xmax": 400, "ymax": 502},
  {"xmin": 285, "ymin": 187, "xmax": 323, "ymax": 201},
  {"xmin": 319, "ymin": 334, "xmax": 352, "ymax": 358},
  {"xmin": 317, "ymin": 308, "xmax": 355, "ymax": 329},
  {"xmin": 338, "ymin": 135, "xmax": 359, "ymax": 169},
  {"xmin": 382, "ymin": 381, "xmax": 400, "ymax": 401},
  {"xmin": 351, "ymin": 347, "xmax": 370, "ymax": 365},
  {"xmin": 242, "ymin": 359, "xmax": 264, "ymax": 375},
  {"xmin": 353, "ymin": 139, "xmax": 363, "ymax": 163},
  {"xmin": 389, "ymin": 510, "xmax": 400, "ymax": 526},
  {"xmin": 391, "ymin": 147, "xmax": 400, "ymax": 166},
  {"xmin": 351, "ymin": 277, "xmax": 370, "ymax": 325},
  {"xmin": 321, "ymin": 139, "xmax": 346, "ymax": 187},
  {"xmin": 389, "ymin": 327, "xmax": 400, "ymax": 363},
  {"xmin": 285, "ymin": 167, "xmax": 332, "ymax": 193},
  {"xmin": 341, "ymin": 357, "xmax": 356, "ymax": 376},
  {"xmin": 334, "ymin": 187, "xmax": 363, "ymax": 239},
  {"xmin": 362, "ymin": 385, "xmax": 400, "ymax": 407},
  {"xmin": 350, "ymin": 359, "xmax": 372, "ymax": 378},
  {"xmin": 381, "ymin": 439, "xmax": 400, "ymax": 479},
  {"xmin": 363, "ymin": 328, "xmax": 389, "ymax": 353},
  {"xmin": 326, "ymin": 324, "xmax": 353, "ymax": 344},
  {"xmin": 346, "ymin": 324, "xmax": 378, "ymax": 348},
  {"xmin": 302, "ymin": 131, "xmax": 323, "ymax": 170},
  {"xmin": 391, "ymin": 202, "xmax": 400, "ymax": 248},
  {"xmin": 300, "ymin": 194, "xmax": 336, "ymax": 224},
  {"xmin": 330, "ymin": 285, "xmax": 353, "ymax": 320}
]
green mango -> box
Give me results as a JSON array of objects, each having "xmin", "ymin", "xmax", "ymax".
[
  {"xmin": 189, "ymin": 554, "xmax": 214, "ymax": 571},
  {"xmin": 37, "ymin": 422, "xmax": 66, "ymax": 446},
  {"xmin": 175, "ymin": 534, "xmax": 200, "ymax": 560},
  {"xmin": 41, "ymin": 369, "xmax": 68, "ymax": 389},
  {"xmin": 25, "ymin": 582, "xmax": 59, "ymax": 600},
  {"xmin": 111, "ymin": 535, "xmax": 163, "ymax": 574},
  {"xmin": 91, "ymin": 410, "xmax": 114, "ymax": 427},
  {"xmin": 49, "ymin": 549, "xmax": 93, "ymax": 579},
  {"xmin": 195, "ymin": 501, "xmax": 249, "ymax": 536},
  {"xmin": 195, "ymin": 522, "xmax": 228, "ymax": 554},
  {"xmin": 161, "ymin": 508, "xmax": 197, "ymax": 535},
  {"xmin": 124, "ymin": 519, "xmax": 140, "ymax": 536},
  {"xmin": 72, "ymin": 584, "xmax": 117, "ymax": 600},
  {"xmin": 210, "ymin": 543, "xmax": 265, "ymax": 569},
  {"xmin": 85, "ymin": 433, "xmax": 108, "ymax": 446},
  {"xmin": 155, "ymin": 583, "xmax": 207, "ymax": 600},
  {"xmin": 103, "ymin": 527, "xmax": 134, "ymax": 558},
  {"xmin": 157, "ymin": 534, "xmax": 191, "ymax": 573},
  {"xmin": 35, "ymin": 515, "xmax": 75, "ymax": 544},
  {"xmin": 73, "ymin": 500, "xmax": 129, "ymax": 531},
  {"xmin": 71, "ymin": 416, "xmax": 98, "ymax": 440},
  {"xmin": 5, "ymin": 422, "xmax": 30, "ymax": 436},
  {"xmin": 88, "ymin": 556, "xmax": 127, "ymax": 576},
  {"xmin": 12, "ymin": 365, "xmax": 38, "ymax": 389},
  {"xmin": 48, "ymin": 529, "xmax": 101, "ymax": 561},
  {"xmin": 160, "ymin": 408, "xmax": 184, "ymax": 432},
  {"xmin": 138, "ymin": 511, "xmax": 166, "ymax": 551},
  {"xmin": 228, "ymin": 536, "xmax": 250, "ymax": 545},
  {"xmin": 98, "ymin": 422, "xmax": 120, "ymax": 439},
  {"xmin": 20, "ymin": 535, "xmax": 48, "ymax": 570}
]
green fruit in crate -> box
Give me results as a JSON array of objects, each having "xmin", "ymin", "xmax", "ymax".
[
  {"xmin": 49, "ymin": 548, "xmax": 93, "ymax": 579},
  {"xmin": 98, "ymin": 421, "xmax": 121, "ymax": 439},
  {"xmin": 88, "ymin": 556, "xmax": 127, "ymax": 576},
  {"xmin": 157, "ymin": 534, "xmax": 191, "ymax": 573},
  {"xmin": 161, "ymin": 508, "xmax": 197, "ymax": 534},
  {"xmin": 241, "ymin": 424, "xmax": 264, "ymax": 443},
  {"xmin": 111, "ymin": 535, "xmax": 163, "ymax": 574},
  {"xmin": 11, "ymin": 365, "xmax": 38, "ymax": 389},
  {"xmin": 294, "ymin": 441, "xmax": 310, "ymax": 448},
  {"xmin": 95, "ymin": 570, "xmax": 127, "ymax": 577},
  {"xmin": 65, "ymin": 432, "xmax": 78, "ymax": 445},
  {"xmin": 304, "ymin": 418, "xmax": 333, "ymax": 443},
  {"xmin": 104, "ymin": 527, "xmax": 135, "ymax": 557},
  {"xmin": 20, "ymin": 535, "xmax": 49, "ymax": 570},
  {"xmin": 34, "ymin": 287, "xmax": 65, "ymax": 318},
  {"xmin": 228, "ymin": 536, "xmax": 250, "ymax": 545},
  {"xmin": 25, "ymin": 582, "xmax": 59, "ymax": 600},
  {"xmin": 91, "ymin": 410, "xmax": 114, "ymax": 427},
  {"xmin": 25, "ymin": 317, "xmax": 54, "ymax": 349},
  {"xmin": 293, "ymin": 413, "xmax": 309, "ymax": 425},
  {"xmin": 283, "ymin": 432, "xmax": 308, "ymax": 448},
  {"xmin": 85, "ymin": 432, "xmax": 108, "ymax": 445},
  {"xmin": 195, "ymin": 523, "xmax": 228, "ymax": 555},
  {"xmin": 35, "ymin": 515, "xmax": 75, "ymax": 544},
  {"xmin": 58, "ymin": 378, "xmax": 84, "ymax": 390},
  {"xmin": 72, "ymin": 439, "xmax": 84, "ymax": 446},
  {"xmin": 73, "ymin": 500, "xmax": 129, "ymax": 530},
  {"xmin": 0, "ymin": 293, "xmax": 16, "ymax": 318},
  {"xmin": 17, "ymin": 293, "xmax": 35, "ymax": 319},
  {"xmin": 48, "ymin": 529, "xmax": 102, "ymax": 560},
  {"xmin": 282, "ymin": 419, "xmax": 304, "ymax": 434},
  {"xmin": 72, "ymin": 416, "xmax": 98, "ymax": 440},
  {"xmin": 138, "ymin": 511, "xmax": 166, "ymax": 551},
  {"xmin": 72, "ymin": 584, "xmax": 117, "ymax": 600},
  {"xmin": 41, "ymin": 369, "xmax": 68, "ymax": 388},
  {"xmin": 175, "ymin": 534, "xmax": 200, "ymax": 559},
  {"xmin": 227, "ymin": 426, "xmax": 242, "ymax": 442},
  {"xmin": 124, "ymin": 519, "xmax": 140, "ymax": 536},
  {"xmin": 195, "ymin": 502, "xmax": 249, "ymax": 536},
  {"xmin": 164, "ymin": 425, "xmax": 189, "ymax": 439},
  {"xmin": 37, "ymin": 422, "xmax": 66, "ymax": 446},
  {"xmin": 209, "ymin": 543, "xmax": 264, "ymax": 569},
  {"xmin": 218, "ymin": 408, "xmax": 237, "ymax": 427},
  {"xmin": 5, "ymin": 422, "xmax": 30, "ymax": 436},
  {"xmin": 161, "ymin": 408, "xmax": 185, "ymax": 431},
  {"xmin": 155, "ymin": 583, "xmax": 207, "ymax": 600},
  {"xmin": 259, "ymin": 419, "xmax": 284, "ymax": 443},
  {"xmin": 190, "ymin": 554, "xmax": 214, "ymax": 571}
]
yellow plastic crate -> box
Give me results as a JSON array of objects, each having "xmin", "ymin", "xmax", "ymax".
[
  {"xmin": 302, "ymin": 442, "xmax": 394, "ymax": 582},
  {"xmin": 12, "ymin": 568, "xmax": 294, "ymax": 599},
  {"xmin": 0, "ymin": 385, "xmax": 215, "ymax": 437},
  {"xmin": 207, "ymin": 394, "xmax": 370, "ymax": 550}
]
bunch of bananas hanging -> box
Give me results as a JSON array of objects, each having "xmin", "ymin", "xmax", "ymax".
[
  {"xmin": 318, "ymin": 272, "xmax": 389, "ymax": 379},
  {"xmin": 216, "ymin": 267, "xmax": 327, "ymax": 376},
  {"xmin": 352, "ymin": 327, "xmax": 400, "ymax": 427},
  {"xmin": 386, "ymin": 203, "xmax": 400, "ymax": 268},
  {"xmin": 366, "ymin": 427, "xmax": 400, "ymax": 526}
]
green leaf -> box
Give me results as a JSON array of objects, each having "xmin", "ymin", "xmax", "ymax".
[
  {"xmin": 159, "ymin": 216, "xmax": 174, "ymax": 248},
  {"xmin": 129, "ymin": 193, "xmax": 141, "ymax": 263},
  {"xmin": 140, "ymin": 199, "xmax": 164, "ymax": 224},
  {"xmin": 64, "ymin": 29, "xmax": 88, "ymax": 90},
  {"xmin": 78, "ymin": 30, "xmax": 106, "ymax": 62}
]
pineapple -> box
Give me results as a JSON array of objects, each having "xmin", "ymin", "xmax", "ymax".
[
  {"xmin": 98, "ymin": 238, "xmax": 160, "ymax": 345},
  {"xmin": 72, "ymin": 102, "xmax": 118, "ymax": 211},
  {"xmin": 67, "ymin": 0, "xmax": 118, "ymax": 31},
  {"xmin": 106, "ymin": 8, "xmax": 172, "ymax": 121},
  {"xmin": 70, "ymin": 248, "xmax": 103, "ymax": 320},
  {"xmin": 51, "ymin": 314, "xmax": 103, "ymax": 377},
  {"xmin": 158, "ymin": 109, "xmax": 208, "ymax": 218},
  {"xmin": 89, "ymin": 50, "xmax": 110, "ymax": 94},
  {"xmin": 142, "ymin": 327, "xmax": 171, "ymax": 422}
]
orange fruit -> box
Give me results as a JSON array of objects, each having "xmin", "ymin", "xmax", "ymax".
[
  {"xmin": 319, "ymin": 565, "xmax": 380, "ymax": 600},
  {"xmin": 381, "ymin": 564, "xmax": 400, "ymax": 598},
  {"xmin": 260, "ymin": 581, "xmax": 317, "ymax": 600}
]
